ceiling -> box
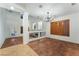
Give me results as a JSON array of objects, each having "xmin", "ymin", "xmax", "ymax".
[
  {"xmin": 17, "ymin": 3, "xmax": 79, "ymax": 18},
  {"xmin": 0, "ymin": 3, "xmax": 25, "ymax": 13}
]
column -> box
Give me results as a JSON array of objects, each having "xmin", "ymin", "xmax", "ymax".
[{"xmin": 23, "ymin": 12, "xmax": 29, "ymax": 44}]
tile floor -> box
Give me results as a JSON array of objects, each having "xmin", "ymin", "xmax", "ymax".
[
  {"xmin": 1, "ymin": 37, "xmax": 79, "ymax": 56},
  {"xmin": 0, "ymin": 44, "xmax": 38, "ymax": 56},
  {"xmin": 1, "ymin": 36, "xmax": 23, "ymax": 48},
  {"xmin": 28, "ymin": 37, "xmax": 79, "ymax": 56}
]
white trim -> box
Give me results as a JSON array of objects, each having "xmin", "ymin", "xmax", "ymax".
[{"xmin": 29, "ymin": 36, "xmax": 46, "ymax": 42}]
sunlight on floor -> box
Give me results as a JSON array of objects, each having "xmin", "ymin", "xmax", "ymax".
[{"xmin": 0, "ymin": 44, "xmax": 38, "ymax": 56}]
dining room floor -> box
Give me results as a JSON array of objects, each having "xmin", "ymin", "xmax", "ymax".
[
  {"xmin": 0, "ymin": 44, "xmax": 38, "ymax": 56},
  {"xmin": 28, "ymin": 37, "xmax": 79, "ymax": 56},
  {"xmin": 1, "ymin": 37, "xmax": 79, "ymax": 56},
  {"xmin": 1, "ymin": 36, "xmax": 23, "ymax": 48}
]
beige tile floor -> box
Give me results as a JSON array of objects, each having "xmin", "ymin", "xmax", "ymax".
[{"xmin": 0, "ymin": 44, "xmax": 38, "ymax": 56}]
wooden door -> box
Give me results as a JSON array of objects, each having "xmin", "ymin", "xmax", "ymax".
[
  {"xmin": 59, "ymin": 21, "xmax": 65, "ymax": 35},
  {"xmin": 51, "ymin": 22, "xmax": 55, "ymax": 34},
  {"xmin": 50, "ymin": 19, "xmax": 69, "ymax": 36},
  {"xmin": 64, "ymin": 20, "xmax": 69, "ymax": 36}
]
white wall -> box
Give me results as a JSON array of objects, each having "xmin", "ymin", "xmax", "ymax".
[
  {"xmin": 46, "ymin": 13, "xmax": 79, "ymax": 44},
  {"xmin": 6, "ymin": 10, "xmax": 22, "ymax": 38},
  {"xmin": 0, "ymin": 8, "xmax": 22, "ymax": 48},
  {"xmin": 0, "ymin": 8, "xmax": 7, "ymax": 48},
  {"xmin": 0, "ymin": 8, "xmax": 22, "ymax": 38}
]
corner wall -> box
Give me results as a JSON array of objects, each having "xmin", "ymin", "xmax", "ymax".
[
  {"xmin": 6, "ymin": 10, "xmax": 22, "ymax": 38},
  {"xmin": 0, "ymin": 8, "xmax": 7, "ymax": 48},
  {"xmin": 46, "ymin": 13, "xmax": 79, "ymax": 44},
  {"xmin": 0, "ymin": 8, "xmax": 22, "ymax": 48}
]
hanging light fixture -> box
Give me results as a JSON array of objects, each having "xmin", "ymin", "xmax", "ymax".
[
  {"xmin": 38, "ymin": 4, "xmax": 55, "ymax": 22},
  {"xmin": 44, "ymin": 11, "xmax": 54, "ymax": 22},
  {"xmin": 46, "ymin": 12, "xmax": 50, "ymax": 20}
]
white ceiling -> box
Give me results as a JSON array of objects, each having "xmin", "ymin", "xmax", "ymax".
[
  {"xmin": 17, "ymin": 3, "xmax": 79, "ymax": 18},
  {"xmin": 0, "ymin": 3, "xmax": 25, "ymax": 12}
]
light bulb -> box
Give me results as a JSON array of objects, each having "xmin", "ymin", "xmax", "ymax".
[{"xmin": 10, "ymin": 6, "xmax": 14, "ymax": 10}]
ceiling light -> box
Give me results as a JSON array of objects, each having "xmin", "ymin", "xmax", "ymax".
[
  {"xmin": 71, "ymin": 3, "xmax": 76, "ymax": 6},
  {"xmin": 10, "ymin": 6, "xmax": 14, "ymax": 10},
  {"xmin": 39, "ymin": 5, "xmax": 43, "ymax": 8},
  {"xmin": 44, "ymin": 11, "xmax": 55, "ymax": 22}
]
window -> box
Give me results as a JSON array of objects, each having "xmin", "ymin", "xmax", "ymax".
[
  {"xmin": 38, "ymin": 21, "xmax": 43, "ymax": 30},
  {"xmin": 32, "ymin": 23, "xmax": 37, "ymax": 30}
]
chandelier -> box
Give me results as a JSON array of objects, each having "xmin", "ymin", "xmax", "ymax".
[{"xmin": 44, "ymin": 11, "xmax": 54, "ymax": 22}]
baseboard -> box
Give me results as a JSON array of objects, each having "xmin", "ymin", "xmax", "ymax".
[{"xmin": 0, "ymin": 39, "xmax": 5, "ymax": 48}]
